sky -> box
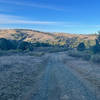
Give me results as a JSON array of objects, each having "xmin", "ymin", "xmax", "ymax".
[{"xmin": 0, "ymin": 0, "xmax": 100, "ymax": 34}]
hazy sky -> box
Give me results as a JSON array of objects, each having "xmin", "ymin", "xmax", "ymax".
[{"xmin": 0, "ymin": 0, "xmax": 100, "ymax": 34}]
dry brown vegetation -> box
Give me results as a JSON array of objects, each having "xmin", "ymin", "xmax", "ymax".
[
  {"xmin": 0, "ymin": 52, "xmax": 48, "ymax": 100},
  {"xmin": 0, "ymin": 29, "xmax": 97, "ymax": 43},
  {"xmin": 55, "ymin": 33, "xmax": 96, "ymax": 40},
  {"xmin": 68, "ymin": 50, "xmax": 100, "ymax": 63},
  {"xmin": 0, "ymin": 29, "xmax": 99, "ymax": 99},
  {"xmin": 0, "ymin": 29, "xmax": 55, "ymax": 42},
  {"xmin": 64, "ymin": 54, "xmax": 100, "ymax": 97}
]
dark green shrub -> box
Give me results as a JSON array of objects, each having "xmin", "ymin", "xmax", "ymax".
[
  {"xmin": 18, "ymin": 42, "xmax": 30, "ymax": 50},
  {"xmin": 68, "ymin": 50, "xmax": 83, "ymax": 58},
  {"xmin": 92, "ymin": 32, "xmax": 100, "ymax": 53},
  {"xmin": 77, "ymin": 42, "xmax": 86, "ymax": 51},
  {"xmin": 34, "ymin": 42, "xmax": 51, "ymax": 47},
  {"xmin": 91, "ymin": 54, "xmax": 100, "ymax": 63},
  {"xmin": 82, "ymin": 54, "xmax": 91, "ymax": 61},
  {"xmin": 92, "ymin": 45, "xmax": 100, "ymax": 54},
  {"xmin": 92, "ymin": 39, "xmax": 100, "ymax": 53},
  {"xmin": 0, "ymin": 38, "xmax": 15, "ymax": 50},
  {"xmin": 68, "ymin": 50, "xmax": 91, "ymax": 61},
  {"xmin": 97, "ymin": 31, "xmax": 100, "ymax": 43}
]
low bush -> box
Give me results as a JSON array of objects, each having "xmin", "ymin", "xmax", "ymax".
[
  {"xmin": 68, "ymin": 49, "xmax": 100, "ymax": 63},
  {"xmin": 82, "ymin": 54, "xmax": 91, "ymax": 61},
  {"xmin": 0, "ymin": 38, "xmax": 16, "ymax": 50},
  {"xmin": 0, "ymin": 50, "xmax": 6, "ymax": 56},
  {"xmin": 17, "ymin": 42, "xmax": 34, "ymax": 51},
  {"xmin": 91, "ymin": 54, "xmax": 100, "ymax": 63},
  {"xmin": 92, "ymin": 44, "xmax": 100, "ymax": 54},
  {"xmin": 77, "ymin": 42, "xmax": 86, "ymax": 51},
  {"xmin": 0, "ymin": 50, "xmax": 23, "ymax": 56},
  {"xmin": 28, "ymin": 52, "xmax": 45, "ymax": 57},
  {"xmin": 68, "ymin": 50, "xmax": 91, "ymax": 61},
  {"xmin": 68, "ymin": 50, "xmax": 83, "ymax": 58}
]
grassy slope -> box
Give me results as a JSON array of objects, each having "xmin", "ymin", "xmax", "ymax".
[{"xmin": 0, "ymin": 29, "xmax": 97, "ymax": 44}]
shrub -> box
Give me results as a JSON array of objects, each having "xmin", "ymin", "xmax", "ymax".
[
  {"xmin": 68, "ymin": 50, "xmax": 83, "ymax": 58},
  {"xmin": 92, "ymin": 33, "xmax": 100, "ymax": 53},
  {"xmin": 68, "ymin": 50, "xmax": 91, "ymax": 61},
  {"xmin": 17, "ymin": 42, "xmax": 30, "ymax": 51},
  {"xmin": 82, "ymin": 54, "xmax": 91, "ymax": 61},
  {"xmin": 28, "ymin": 52, "xmax": 45, "ymax": 57},
  {"xmin": 0, "ymin": 38, "xmax": 15, "ymax": 50},
  {"xmin": 92, "ymin": 44, "xmax": 100, "ymax": 54},
  {"xmin": 77, "ymin": 42, "xmax": 86, "ymax": 51},
  {"xmin": 0, "ymin": 50, "xmax": 6, "ymax": 56},
  {"xmin": 91, "ymin": 54, "xmax": 100, "ymax": 63},
  {"xmin": 97, "ymin": 31, "xmax": 100, "ymax": 43},
  {"xmin": 34, "ymin": 42, "xmax": 51, "ymax": 47}
]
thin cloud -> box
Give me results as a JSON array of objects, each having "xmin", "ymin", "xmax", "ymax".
[
  {"xmin": 0, "ymin": 14, "xmax": 99, "ymax": 28},
  {"xmin": 0, "ymin": 14, "xmax": 58, "ymax": 25},
  {"xmin": 63, "ymin": 24, "xmax": 100, "ymax": 28},
  {"xmin": 0, "ymin": 0, "xmax": 66, "ymax": 11}
]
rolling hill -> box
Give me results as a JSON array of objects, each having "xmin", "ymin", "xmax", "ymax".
[{"xmin": 0, "ymin": 29, "xmax": 97, "ymax": 47}]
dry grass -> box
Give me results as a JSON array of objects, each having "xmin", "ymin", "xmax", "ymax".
[
  {"xmin": 0, "ymin": 29, "xmax": 97, "ymax": 43},
  {"xmin": 68, "ymin": 50, "xmax": 100, "ymax": 63},
  {"xmin": 0, "ymin": 54, "xmax": 47, "ymax": 100},
  {"xmin": 55, "ymin": 33, "xmax": 96, "ymax": 40},
  {"xmin": 91, "ymin": 54, "xmax": 100, "ymax": 64},
  {"xmin": 64, "ymin": 55, "xmax": 100, "ymax": 93},
  {"xmin": 28, "ymin": 52, "xmax": 45, "ymax": 57},
  {"xmin": 0, "ymin": 29, "xmax": 55, "ymax": 42},
  {"xmin": 68, "ymin": 50, "xmax": 91, "ymax": 61}
]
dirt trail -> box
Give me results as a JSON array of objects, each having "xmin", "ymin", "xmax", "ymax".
[
  {"xmin": 27, "ymin": 53, "xmax": 98, "ymax": 100},
  {"xmin": 0, "ymin": 53, "xmax": 99, "ymax": 100}
]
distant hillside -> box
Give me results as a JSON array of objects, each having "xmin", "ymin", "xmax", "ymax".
[
  {"xmin": 0, "ymin": 29, "xmax": 55, "ymax": 42},
  {"xmin": 0, "ymin": 29, "xmax": 97, "ymax": 47}
]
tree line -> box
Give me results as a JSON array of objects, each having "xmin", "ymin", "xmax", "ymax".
[
  {"xmin": 77, "ymin": 32, "xmax": 100, "ymax": 54},
  {"xmin": 0, "ymin": 38, "xmax": 52, "ymax": 51}
]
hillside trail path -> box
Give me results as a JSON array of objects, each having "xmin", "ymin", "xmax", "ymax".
[{"xmin": 25, "ymin": 53, "xmax": 98, "ymax": 100}]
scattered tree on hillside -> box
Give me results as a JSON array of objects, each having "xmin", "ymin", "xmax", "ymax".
[
  {"xmin": 92, "ymin": 32, "xmax": 100, "ymax": 53},
  {"xmin": 77, "ymin": 42, "xmax": 86, "ymax": 51},
  {"xmin": 97, "ymin": 31, "xmax": 100, "ymax": 44},
  {"xmin": 17, "ymin": 42, "xmax": 30, "ymax": 51}
]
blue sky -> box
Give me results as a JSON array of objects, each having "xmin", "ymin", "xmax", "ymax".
[{"xmin": 0, "ymin": 0, "xmax": 100, "ymax": 34}]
